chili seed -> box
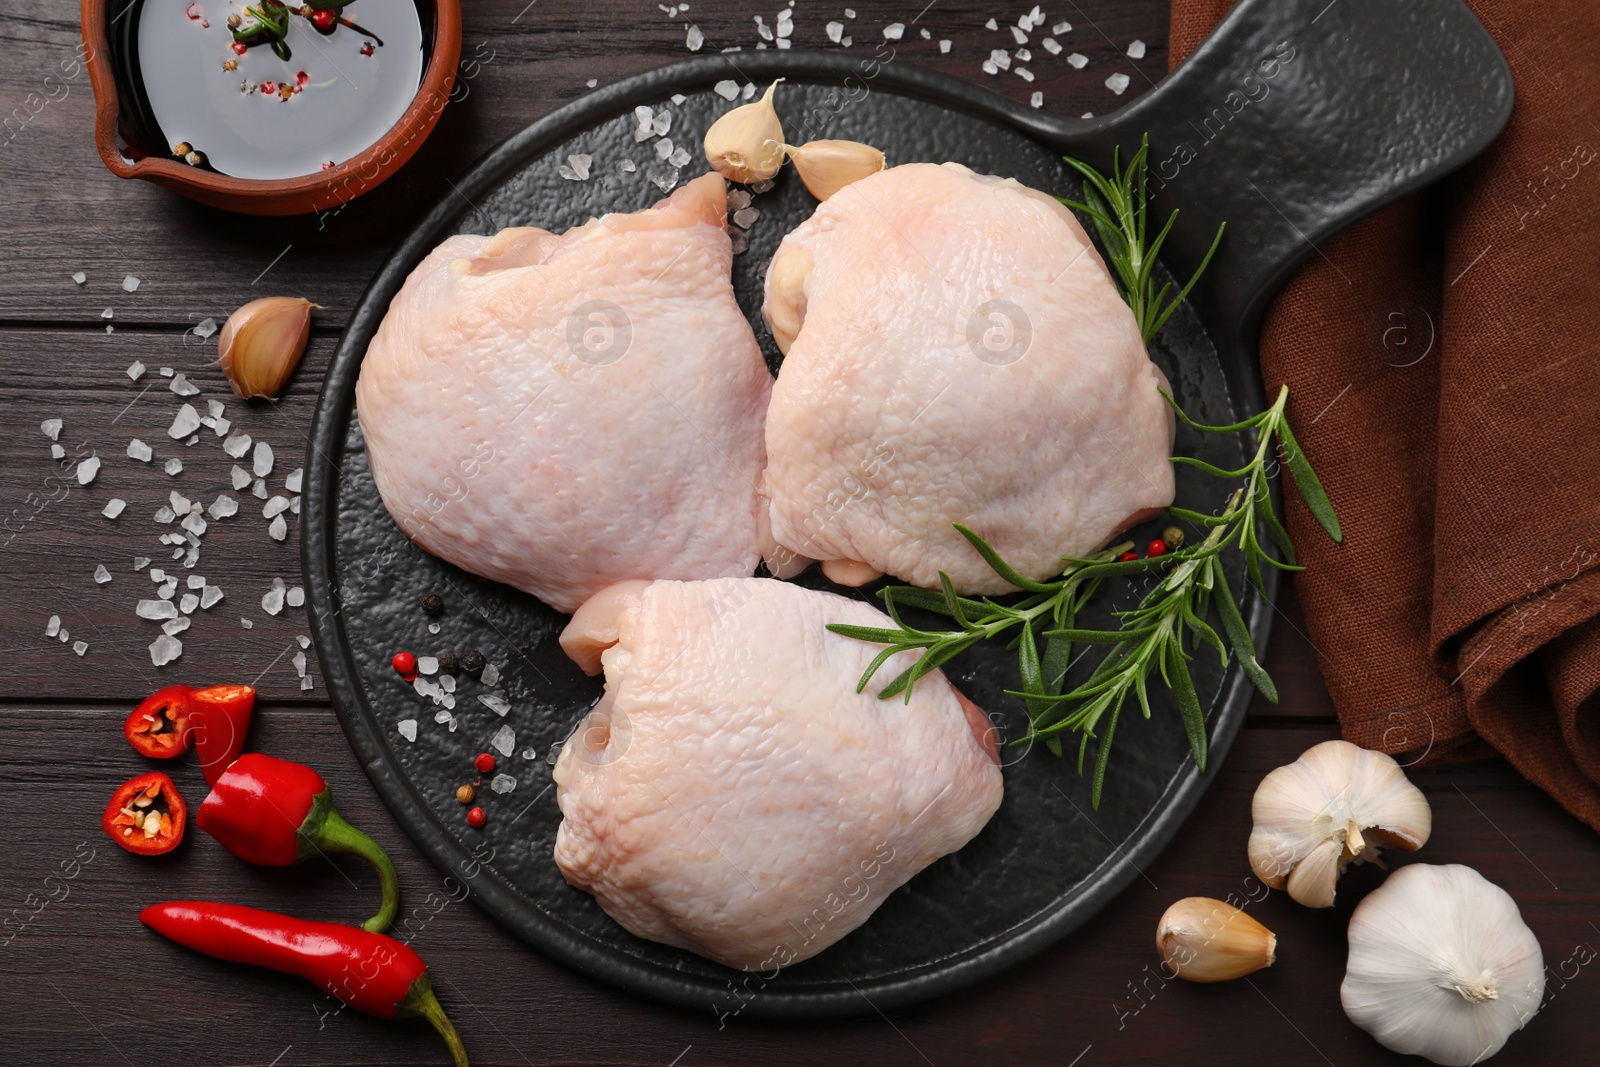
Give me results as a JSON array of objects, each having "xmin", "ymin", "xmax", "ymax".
[
  {"xmin": 418, "ymin": 592, "xmax": 444, "ymax": 616},
  {"xmin": 474, "ymin": 752, "xmax": 495, "ymax": 774},
  {"xmin": 437, "ymin": 650, "xmax": 460, "ymax": 676},
  {"xmin": 455, "ymin": 784, "xmax": 475, "ymax": 805},
  {"xmin": 459, "ymin": 650, "xmax": 485, "ymax": 676},
  {"xmin": 466, "ymin": 806, "xmax": 487, "ymax": 829}
]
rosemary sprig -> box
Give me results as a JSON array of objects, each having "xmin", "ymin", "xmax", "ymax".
[
  {"xmin": 1059, "ymin": 134, "xmax": 1227, "ymax": 342},
  {"xmin": 830, "ymin": 384, "xmax": 1340, "ymax": 807}
]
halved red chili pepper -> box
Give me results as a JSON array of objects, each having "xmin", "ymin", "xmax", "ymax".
[
  {"xmin": 197, "ymin": 753, "xmax": 399, "ymax": 932},
  {"xmin": 102, "ymin": 772, "xmax": 187, "ymax": 855},
  {"xmin": 140, "ymin": 901, "xmax": 468, "ymax": 1066},
  {"xmin": 189, "ymin": 683, "xmax": 255, "ymax": 786},
  {"xmin": 123, "ymin": 685, "xmax": 194, "ymax": 758}
]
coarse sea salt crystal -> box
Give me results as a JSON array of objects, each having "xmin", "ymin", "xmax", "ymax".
[
  {"xmin": 102, "ymin": 308, "xmax": 113, "ymax": 320},
  {"xmin": 194, "ymin": 317, "xmax": 218, "ymax": 339},
  {"xmin": 713, "ymin": 79, "xmax": 739, "ymax": 100},
  {"xmin": 301, "ymin": 676, "xmax": 314, "ymax": 691},
  {"xmin": 150, "ymin": 568, "xmax": 165, "ymax": 582},
  {"xmin": 284, "ymin": 468, "xmax": 303, "ymax": 493},
  {"xmin": 293, "ymin": 651, "xmax": 307, "ymax": 677},
  {"xmin": 1128, "ymin": 39, "xmax": 1147, "ymax": 59},
  {"xmin": 170, "ymin": 490, "xmax": 191, "ymax": 513},
  {"xmin": 940, "ymin": 39, "xmax": 952, "ymax": 52},
  {"xmin": 41, "ymin": 418, "xmax": 62, "ymax": 441},
  {"xmin": 1017, "ymin": 67, "xmax": 1035, "ymax": 82},
  {"xmin": 164, "ymin": 458, "xmax": 183, "ymax": 476},
  {"xmin": 122, "ymin": 275, "xmax": 140, "ymax": 292},
  {"xmin": 990, "ymin": 48, "xmax": 1011, "ymax": 69},
  {"xmin": 179, "ymin": 593, "xmax": 199, "ymax": 614},
  {"xmin": 652, "ymin": 110, "xmax": 672, "ymax": 136},
  {"xmin": 103, "ymin": 499, "xmax": 126, "ymax": 519},
  {"xmin": 128, "ymin": 438, "xmax": 153, "ymax": 462},
  {"xmin": 46, "ymin": 615, "xmax": 60, "ymax": 637},
  {"xmin": 686, "ymin": 23, "xmax": 703, "ymax": 49},
  {"xmin": 207, "ymin": 398, "xmax": 225, "ymax": 419},
  {"xmin": 253, "ymin": 479, "xmax": 268, "ymax": 500},
  {"xmin": 169, "ymin": 373, "xmax": 199, "ymax": 396},
  {"xmin": 655, "ymin": 138, "xmax": 675, "ymax": 161},
  {"xmin": 1042, "ymin": 37, "xmax": 1061, "ymax": 54},
  {"xmin": 134, "ymin": 556, "xmax": 151, "ymax": 571},
  {"xmin": 51, "ymin": 443, "xmax": 64, "ymax": 459},
  {"xmin": 138, "ymin": 599, "xmax": 178, "ymax": 620},
  {"xmin": 94, "ymin": 564, "xmax": 111, "ymax": 584},
  {"xmin": 158, "ymin": 578, "xmax": 178, "ymax": 599},
  {"xmin": 1067, "ymin": 52, "xmax": 1088, "ymax": 69},
  {"xmin": 668, "ymin": 146, "xmax": 691, "ymax": 168},
  {"xmin": 491, "ymin": 773, "xmax": 516, "ymax": 794},
  {"xmin": 231, "ymin": 466, "xmax": 251, "ymax": 490},
  {"xmin": 128, "ymin": 360, "xmax": 146, "ymax": 381},
  {"xmin": 262, "ymin": 581, "xmax": 285, "ymax": 615},
  {"xmin": 490, "ymin": 725, "xmax": 515, "ymax": 757},
  {"xmin": 149, "ymin": 634, "xmax": 183, "ymax": 666},
  {"xmin": 169, "ymin": 403, "xmax": 202, "ymax": 439},
  {"xmin": 224, "ymin": 434, "xmax": 252, "ymax": 459},
  {"xmin": 921, "ymin": 27, "xmax": 931, "ymax": 38},
  {"xmin": 440, "ymin": 675, "xmax": 456, "ymax": 693},
  {"xmin": 73, "ymin": 640, "xmax": 88, "ymax": 656},
  {"xmin": 77, "ymin": 456, "xmax": 101, "ymax": 485},
  {"xmin": 397, "ymin": 719, "xmax": 418, "ymax": 742},
  {"xmin": 418, "ymin": 655, "xmax": 440, "ymax": 676},
  {"xmin": 201, "ymin": 584, "xmax": 223, "ymax": 609},
  {"xmin": 297, "ymin": 634, "xmax": 310, "ymax": 648},
  {"xmin": 1011, "ymin": 25, "xmax": 1027, "ymax": 44},
  {"xmin": 163, "ymin": 617, "xmax": 190, "ymax": 636},
  {"xmin": 1105, "ymin": 72, "xmax": 1130, "ymax": 94},
  {"xmin": 883, "ymin": 21, "xmax": 905, "ymax": 40},
  {"xmin": 982, "ymin": 59, "xmax": 998, "ymax": 75},
  {"xmin": 241, "ymin": 617, "xmax": 253, "ymax": 628},
  {"xmin": 1016, "ymin": 47, "xmax": 1031, "ymax": 61},
  {"xmin": 618, "ymin": 159, "xmax": 637, "ymax": 173},
  {"xmin": 181, "ymin": 512, "xmax": 206, "ymax": 536},
  {"xmin": 290, "ymin": 498, "xmax": 300, "ymax": 515},
  {"xmin": 435, "ymin": 710, "xmax": 457, "ymax": 731},
  {"xmin": 481, "ymin": 662, "xmax": 500, "ymax": 686},
  {"xmin": 253, "ymin": 441, "xmax": 274, "ymax": 478},
  {"xmin": 1054, "ymin": 20, "xmax": 1071, "ymax": 33},
  {"xmin": 208, "ymin": 495, "xmax": 238, "ymax": 519},
  {"xmin": 478, "ymin": 693, "xmax": 510, "ymax": 717},
  {"xmin": 1031, "ymin": 90, "xmax": 1044, "ymax": 108},
  {"xmin": 733, "ymin": 206, "xmax": 760, "ymax": 228},
  {"xmin": 160, "ymin": 367, "xmax": 174, "ymax": 377},
  {"xmin": 268, "ymin": 515, "xmax": 287, "ymax": 541},
  {"xmin": 58, "ymin": 627, "xmax": 69, "ymax": 642},
  {"xmin": 826, "ymin": 20, "xmax": 843, "ymax": 42},
  {"xmin": 72, "ymin": 271, "xmax": 86, "ymax": 285},
  {"xmin": 187, "ymin": 574, "xmax": 205, "ymax": 589},
  {"xmin": 263, "ymin": 496, "xmax": 290, "ymax": 519},
  {"xmin": 286, "ymin": 586, "xmax": 304, "ymax": 608}
]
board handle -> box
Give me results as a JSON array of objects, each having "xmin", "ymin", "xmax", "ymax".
[{"xmin": 1042, "ymin": 0, "xmax": 1512, "ymax": 352}]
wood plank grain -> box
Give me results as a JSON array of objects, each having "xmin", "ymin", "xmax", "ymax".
[
  {"xmin": 1, "ymin": 708, "xmax": 1592, "ymax": 1066},
  {"xmin": 0, "ymin": 1, "xmax": 1169, "ymax": 327}
]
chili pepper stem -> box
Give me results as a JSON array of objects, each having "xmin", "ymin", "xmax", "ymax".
[
  {"xmin": 402, "ymin": 974, "xmax": 471, "ymax": 1067},
  {"xmin": 314, "ymin": 807, "xmax": 400, "ymax": 933}
]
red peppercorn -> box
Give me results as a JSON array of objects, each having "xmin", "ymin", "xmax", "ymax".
[
  {"xmin": 1147, "ymin": 539, "xmax": 1168, "ymax": 558},
  {"xmin": 465, "ymin": 806, "xmax": 486, "ymax": 829},
  {"xmin": 231, "ymin": 40, "xmax": 248, "ymax": 54},
  {"xmin": 474, "ymin": 753, "xmax": 495, "ymax": 774},
  {"xmin": 1117, "ymin": 551, "xmax": 1138, "ymax": 563},
  {"xmin": 310, "ymin": 8, "xmax": 337, "ymax": 32},
  {"xmin": 391, "ymin": 651, "xmax": 417, "ymax": 682}
]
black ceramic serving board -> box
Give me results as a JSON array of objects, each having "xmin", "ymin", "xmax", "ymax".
[{"xmin": 304, "ymin": 0, "xmax": 1511, "ymax": 1019}]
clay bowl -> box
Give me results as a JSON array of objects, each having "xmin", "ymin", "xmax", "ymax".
[{"xmin": 81, "ymin": 0, "xmax": 462, "ymax": 216}]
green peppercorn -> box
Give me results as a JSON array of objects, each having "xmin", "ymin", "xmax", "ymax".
[{"xmin": 1162, "ymin": 525, "xmax": 1186, "ymax": 550}]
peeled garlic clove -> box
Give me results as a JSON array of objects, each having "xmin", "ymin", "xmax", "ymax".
[
  {"xmin": 784, "ymin": 139, "xmax": 887, "ymax": 201},
  {"xmin": 1156, "ymin": 897, "xmax": 1276, "ymax": 982},
  {"xmin": 703, "ymin": 80, "xmax": 786, "ymax": 183},
  {"xmin": 1342, "ymin": 864, "xmax": 1543, "ymax": 1065},
  {"xmin": 1248, "ymin": 739, "xmax": 1431, "ymax": 908},
  {"xmin": 218, "ymin": 297, "xmax": 315, "ymax": 400}
]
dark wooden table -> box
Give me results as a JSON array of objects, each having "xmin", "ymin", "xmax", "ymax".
[{"xmin": 3, "ymin": 2, "xmax": 1596, "ymax": 1064}]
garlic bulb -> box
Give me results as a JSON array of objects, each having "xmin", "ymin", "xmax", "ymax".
[
  {"xmin": 217, "ymin": 297, "xmax": 316, "ymax": 400},
  {"xmin": 703, "ymin": 80, "xmax": 785, "ymax": 183},
  {"xmin": 784, "ymin": 139, "xmax": 887, "ymax": 200},
  {"xmin": 1155, "ymin": 897, "xmax": 1276, "ymax": 982},
  {"xmin": 1248, "ymin": 740, "xmax": 1431, "ymax": 907},
  {"xmin": 1342, "ymin": 864, "xmax": 1544, "ymax": 1065}
]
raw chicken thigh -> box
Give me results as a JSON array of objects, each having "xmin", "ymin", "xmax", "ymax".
[
  {"xmin": 356, "ymin": 173, "xmax": 773, "ymax": 614},
  {"xmin": 553, "ymin": 577, "xmax": 1003, "ymax": 970},
  {"xmin": 761, "ymin": 162, "xmax": 1176, "ymax": 594}
]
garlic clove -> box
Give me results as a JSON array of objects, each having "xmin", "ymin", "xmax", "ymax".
[
  {"xmin": 703, "ymin": 80, "xmax": 786, "ymax": 184},
  {"xmin": 1342, "ymin": 864, "xmax": 1544, "ymax": 1066},
  {"xmin": 1155, "ymin": 897, "xmax": 1276, "ymax": 982},
  {"xmin": 1248, "ymin": 739, "xmax": 1431, "ymax": 908},
  {"xmin": 783, "ymin": 139, "xmax": 887, "ymax": 201},
  {"xmin": 217, "ymin": 297, "xmax": 316, "ymax": 400}
]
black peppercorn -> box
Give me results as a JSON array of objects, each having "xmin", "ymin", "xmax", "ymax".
[
  {"xmin": 437, "ymin": 649, "xmax": 460, "ymax": 676},
  {"xmin": 418, "ymin": 592, "xmax": 443, "ymax": 615},
  {"xmin": 460, "ymin": 650, "xmax": 486, "ymax": 677}
]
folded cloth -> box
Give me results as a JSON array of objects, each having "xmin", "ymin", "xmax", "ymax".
[{"xmin": 1171, "ymin": 0, "xmax": 1600, "ymax": 830}]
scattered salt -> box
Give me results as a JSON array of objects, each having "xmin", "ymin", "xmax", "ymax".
[
  {"xmin": 297, "ymin": 634, "xmax": 310, "ymax": 648},
  {"xmin": 982, "ymin": 59, "xmax": 998, "ymax": 75},
  {"xmin": 686, "ymin": 24, "xmax": 703, "ymax": 50},
  {"xmin": 713, "ymin": 79, "xmax": 739, "ymax": 100},
  {"xmin": 440, "ymin": 675, "xmax": 456, "ymax": 693},
  {"xmin": 418, "ymin": 655, "xmax": 439, "ymax": 676},
  {"xmin": 263, "ymin": 496, "xmax": 290, "ymax": 519},
  {"xmin": 168, "ymin": 404, "xmax": 202, "ymax": 439},
  {"xmin": 286, "ymin": 586, "xmax": 304, "ymax": 608},
  {"xmin": 103, "ymin": 499, "xmax": 126, "ymax": 519},
  {"xmin": 619, "ymin": 159, "xmax": 637, "ymax": 173},
  {"xmin": 1031, "ymin": 90, "xmax": 1044, "ymax": 108},
  {"xmin": 72, "ymin": 271, "xmax": 86, "ymax": 285},
  {"xmin": 150, "ymin": 568, "xmax": 165, "ymax": 582},
  {"xmin": 253, "ymin": 479, "xmax": 268, "ymax": 500},
  {"xmin": 224, "ymin": 433, "xmax": 252, "ymax": 459},
  {"xmin": 41, "ymin": 418, "xmax": 62, "ymax": 441},
  {"xmin": 253, "ymin": 441, "xmax": 274, "ymax": 478},
  {"xmin": 1042, "ymin": 37, "xmax": 1061, "ymax": 55},
  {"xmin": 138, "ymin": 599, "xmax": 179, "ymax": 620},
  {"xmin": 94, "ymin": 564, "xmax": 111, "ymax": 584},
  {"xmin": 478, "ymin": 693, "xmax": 510, "ymax": 717},
  {"xmin": 1067, "ymin": 52, "xmax": 1088, "ymax": 69},
  {"xmin": 921, "ymin": 27, "xmax": 931, "ymax": 38},
  {"xmin": 397, "ymin": 719, "xmax": 418, "ymax": 742},
  {"xmin": 127, "ymin": 361, "xmax": 146, "ymax": 381},
  {"xmin": 102, "ymin": 308, "xmax": 113, "ymax": 320},
  {"xmin": 268, "ymin": 515, "xmax": 287, "ymax": 541},
  {"xmin": 182, "ymin": 513, "xmax": 207, "ymax": 536},
  {"xmin": 1016, "ymin": 48, "xmax": 1031, "ymax": 61},
  {"xmin": 1053, "ymin": 21, "xmax": 1071, "ymax": 34},
  {"xmin": 1018, "ymin": 67, "xmax": 1035, "ymax": 82},
  {"xmin": 127, "ymin": 438, "xmax": 152, "ymax": 462},
  {"xmin": 170, "ymin": 490, "xmax": 192, "ymax": 513},
  {"xmin": 194, "ymin": 318, "xmax": 218, "ymax": 340},
  {"xmin": 655, "ymin": 138, "xmax": 675, "ymax": 161},
  {"xmin": 293, "ymin": 651, "xmax": 307, "ymax": 677},
  {"xmin": 72, "ymin": 640, "xmax": 88, "ymax": 657},
  {"xmin": 1106, "ymin": 72, "xmax": 1131, "ymax": 95},
  {"xmin": 300, "ymin": 676, "xmax": 314, "ymax": 691},
  {"xmin": 262, "ymin": 581, "xmax": 285, "ymax": 615},
  {"xmin": 742, "ymin": 82, "xmax": 757, "ymax": 100},
  {"xmin": 826, "ymin": 20, "xmax": 843, "ymax": 42},
  {"xmin": 163, "ymin": 617, "xmax": 191, "ymax": 636},
  {"xmin": 490, "ymin": 725, "xmax": 516, "ymax": 757},
  {"xmin": 1010, "ymin": 25, "xmax": 1027, "ymax": 44},
  {"xmin": 164, "ymin": 458, "xmax": 183, "ymax": 476},
  {"xmin": 158, "ymin": 578, "xmax": 178, "ymax": 598},
  {"xmin": 58, "ymin": 628, "xmax": 69, "ymax": 642},
  {"xmin": 170, "ymin": 373, "xmax": 199, "ymax": 397},
  {"xmin": 122, "ymin": 275, "xmax": 140, "ymax": 292},
  {"xmin": 187, "ymin": 574, "xmax": 205, "ymax": 589},
  {"xmin": 134, "ymin": 557, "xmax": 151, "ymax": 571},
  {"xmin": 1128, "ymin": 39, "xmax": 1147, "ymax": 59},
  {"xmin": 231, "ymin": 466, "xmax": 251, "ymax": 490},
  {"xmin": 160, "ymin": 367, "xmax": 174, "ymax": 377},
  {"xmin": 652, "ymin": 110, "xmax": 672, "ymax": 136},
  {"xmin": 668, "ymin": 146, "xmax": 691, "ymax": 168},
  {"xmin": 51, "ymin": 444, "xmax": 64, "ymax": 459},
  {"xmin": 940, "ymin": 39, "xmax": 952, "ymax": 52},
  {"xmin": 149, "ymin": 634, "xmax": 183, "ymax": 666},
  {"xmin": 45, "ymin": 615, "xmax": 60, "ymax": 637},
  {"xmin": 428, "ymin": 623, "xmax": 441, "ymax": 635},
  {"xmin": 201, "ymin": 585, "xmax": 223, "ymax": 609},
  {"xmin": 732, "ymin": 206, "xmax": 760, "ymax": 228},
  {"xmin": 985, "ymin": 17, "xmax": 998, "ymax": 30},
  {"xmin": 990, "ymin": 49, "xmax": 1011, "ymax": 70},
  {"xmin": 284, "ymin": 468, "xmax": 303, "ymax": 493},
  {"xmin": 77, "ymin": 456, "xmax": 101, "ymax": 485},
  {"xmin": 241, "ymin": 617, "xmax": 253, "ymax": 628},
  {"xmin": 179, "ymin": 593, "xmax": 199, "ymax": 614},
  {"xmin": 208, "ymin": 495, "xmax": 239, "ymax": 519},
  {"xmin": 481, "ymin": 663, "xmax": 500, "ymax": 686},
  {"xmin": 490, "ymin": 773, "xmax": 517, "ymax": 794}
]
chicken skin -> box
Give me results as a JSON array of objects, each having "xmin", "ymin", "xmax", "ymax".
[
  {"xmin": 552, "ymin": 577, "xmax": 1003, "ymax": 970},
  {"xmin": 356, "ymin": 173, "xmax": 773, "ymax": 614},
  {"xmin": 761, "ymin": 162, "xmax": 1176, "ymax": 594}
]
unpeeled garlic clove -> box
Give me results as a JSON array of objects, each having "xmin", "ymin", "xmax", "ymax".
[
  {"xmin": 1155, "ymin": 897, "xmax": 1276, "ymax": 982},
  {"xmin": 1248, "ymin": 739, "xmax": 1432, "ymax": 908},
  {"xmin": 218, "ymin": 297, "xmax": 316, "ymax": 400},
  {"xmin": 783, "ymin": 139, "xmax": 887, "ymax": 201},
  {"xmin": 703, "ymin": 80, "xmax": 786, "ymax": 183}
]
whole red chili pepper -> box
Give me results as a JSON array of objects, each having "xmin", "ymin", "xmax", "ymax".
[
  {"xmin": 140, "ymin": 901, "xmax": 468, "ymax": 1066},
  {"xmin": 102, "ymin": 772, "xmax": 187, "ymax": 855},
  {"xmin": 196, "ymin": 753, "xmax": 398, "ymax": 932},
  {"xmin": 189, "ymin": 683, "xmax": 256, "ymax": 786},
  {"xmin": 123, "ymin": 685, "xmax": 194, "ymax": 759}
]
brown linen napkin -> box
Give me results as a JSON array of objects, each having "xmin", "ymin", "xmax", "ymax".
[{"xmin": 1170, "ymin": 0, "xmax": 1600, "ymax": 830}]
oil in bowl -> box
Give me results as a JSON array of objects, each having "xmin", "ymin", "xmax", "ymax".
[{"xmin": 133, "ymin": 1, "xmax": 425, "ymax": 180}]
